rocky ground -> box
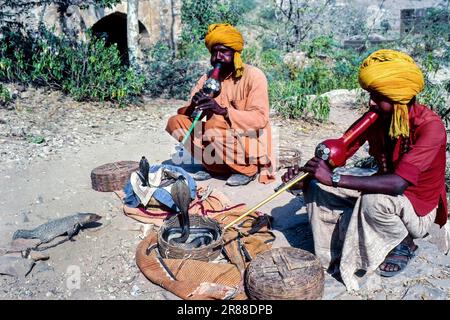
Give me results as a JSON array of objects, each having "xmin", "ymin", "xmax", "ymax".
[{"xmin": 0, "ymin": 86, "xmax": 449, "ymax": 300}]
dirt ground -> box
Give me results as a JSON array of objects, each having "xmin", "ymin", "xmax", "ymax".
[{"xmin": 1, "ymin": 87, "xmax": 449, "ymax": 300}]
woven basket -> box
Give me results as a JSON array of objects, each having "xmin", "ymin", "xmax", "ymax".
[
  {"xmin": 158, "ymin": 214, "xmax": 223, "ymax": 262},
  {"xmin": 245, "ymin": 247, "xmax": 324, "ymax": 300},
  {"xmin": 91, "ymin": 161, "xmax": 139, "ymax": 192},
  {"xmin": 278, "ymin": 146, "xmax": 302, "ymax": 169}
]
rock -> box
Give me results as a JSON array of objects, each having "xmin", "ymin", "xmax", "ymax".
[
  {"xmin": 36, "ymin": 195, "xmax": 44, "ymax": 204},
  {"xmin": 428, "ymin": 67, "xmax": 450, "ymax": 85},
  {"xmin": 130, "ymin": 284, "xmax": 141, "ymax": 296},
  {"xmin": 10, "ymin": 127, "xmax": 27, "ymax": 138},
  {"xmin": 20, "ymin": 91, "xmax": 31, "ymax": 99},
  {"xmin": 0, "ymin": 255, "xmax": 35, "ymax": 277},
  {"xmin": 322, "ymin": 89, "xmax": 361, "ymax": 109},
  {"xmin": 29, "ymin": 251, "xmax": 50, "ymax": 261},
  {"xmin": 283, "ymin": 51, "xmax": 311, "ymax": 70},
  {"xmin": 42, "ymin": 146, "xmax": 52, "ymax": 154},
  {"xmin": 30, "ymin": 261, "xmax": 54, "ymax": 274}
]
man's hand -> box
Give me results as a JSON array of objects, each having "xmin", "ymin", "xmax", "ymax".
[
  {"xmin": 191, "ymin": 91, "xmax": 227, "ymax": 119},
  {"xmin": 281, "ymin": 164, "xmax": 306, "ymax": 190},
  {"xmin": 302, "ymin": 157, "xmax": 333, "ymax": 186}
]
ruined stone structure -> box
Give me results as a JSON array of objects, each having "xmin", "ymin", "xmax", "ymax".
[
  {"xmin": 401, "ymin": 7, "xmax": 450, "ymax": 39},
  {"xmin": 334, "ymin": 0, "xmax": 446, "ymax": 50},
  {"xmin": 9, "ymin": 0, "xmax": 181, "ymax": 58},
  {"xmin": 335, "ymin": 0, "xmax": 443, "ymax": 34}
]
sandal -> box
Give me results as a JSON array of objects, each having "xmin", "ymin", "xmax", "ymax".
[{"xmin": 378, "ymin": 243, "xmax": 417, "ymax": 277}]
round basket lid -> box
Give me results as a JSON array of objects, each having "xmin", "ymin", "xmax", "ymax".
[
  {"xmin": 278, "ymin": 146, "xmax": 302, "ymax": 169},
  {"xmin": 91, "ymin": 160, "xmax": 139, "ymax": 192},
  {"xmin": 246, "ymin": 247, "xmax": 324, "ymax": 300}
]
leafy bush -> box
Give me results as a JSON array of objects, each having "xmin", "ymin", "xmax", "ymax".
[
  {"xmin": 0, "ymin": 28, "xmax": 32, "ymax": 83},
  {"xmin": 309, "ymin": 95, "xmax": 330, "ymax": 122},
  {"xmin": 399, "ymin": 7, "xmax": 450, "ymax": 72},
  {"xmin": 0, "ymin": 83, "xmax": 11, "ymax": 105},
  {"xmin": 418, "ymin": 79, "xmax": 449, "ymax": 119},
  {"xmin": 143, "ymin": 42, "xmax": 207, "ymax": 100},
  {"xmin": 266, "ymin": 43, "xmax": 363, "ymax": 120},
  {"xmin": 179, "ymin": 0, "xmax": 246, "ymax": 57},
  {"xmin": 242, "ymin": 47, "xmax": 289, "ymax": 82},
  {"xmin": 0, "ymin": 26, "xmax": 144, "ymax": 104},
  {"xmin": 269, "ymin": 80, "xmax": 330, "ymax": 121},
  {"xmin": 240, "ymin": 33, "xmax": 366, "ymax": 121}
]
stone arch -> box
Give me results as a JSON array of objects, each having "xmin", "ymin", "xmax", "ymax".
[{"xmin": 91, "ymin": 12, "xmax": 149, "ymax": 64}]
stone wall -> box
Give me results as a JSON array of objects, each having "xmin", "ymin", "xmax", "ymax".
[
  {"xmin": 10, "ymin": 0, "xmax": 181, "ymax": 50},
  {"xmin": 335, "ymin": 0, "xmax": 443, "ymax": 34}
]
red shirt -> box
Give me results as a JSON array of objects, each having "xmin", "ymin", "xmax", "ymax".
[{"xmin": 352, "ymin": 103, "xmax": 448, "ymax": 226}]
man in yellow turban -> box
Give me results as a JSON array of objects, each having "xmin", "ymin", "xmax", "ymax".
[
  {"xmin": 166, "ymin": 23, "xmax": 275, "ymax": 186},
  {"xmin": 281, "ymin": 49, "xmax": 448, "ymax": 291}
]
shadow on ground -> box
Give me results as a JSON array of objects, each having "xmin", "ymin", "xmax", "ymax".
[{"xmin": 270, "ymin": 195, "xmax": 314, "ymax": 253}]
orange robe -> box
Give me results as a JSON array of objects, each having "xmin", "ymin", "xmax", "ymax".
[{"xmin": 166, "ymin": 64, "xmax": 276, "ymax": 183}]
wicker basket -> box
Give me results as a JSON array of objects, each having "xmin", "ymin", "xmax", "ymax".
[
  {"xmin": 278, "ymin": 146, "xmax": 302, "ymax": 169},
  {"xmin": 158, "ymin": 215, "xmax": 223, "ymax": 262},
  {"xmin": 91, "ymin": 161, "xmax": 139, "ymax": 192},
  {"xmin": 245, "ymin": 247, "xmax": 324, "ymax": 300}
]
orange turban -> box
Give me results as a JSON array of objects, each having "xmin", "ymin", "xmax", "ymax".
[
  {"xmin": 358, "ymin": 49, "xmax": 424, "ymax": 139},
  {"xmin": 204, "ymin": 23, "xmax": 244, "ymax": 77}
]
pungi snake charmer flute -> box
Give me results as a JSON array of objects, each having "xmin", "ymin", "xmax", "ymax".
[
  {"xmin": 224, "ymin": 111, "xmax": 379, "ymax": 230},
  {"xmin": 180, "ymin": 62, "xmax": 222, "ymax": 145}
]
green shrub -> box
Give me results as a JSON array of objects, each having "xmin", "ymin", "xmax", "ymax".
[
  {"xmin": 179, "ymin": 0, "xmax": 245, "ymax": 57},
  {"xmin": 419, "ymin": 79, "xmax": 450, "ymax": 126},
  {"xmin": 244, "ymin": 34, "xmax": 364, "ymax": 121},
  {"xmin": 269, "ymin": 80, "xmax": 330, "ymax": 121},
  {"xmin": 242, "ymin": 47, "xmax": 289, "ymax": 82},
  {"xmin": 0, "ymin": 28, "xmax": 32, "ymax": 83},
  {"xmin": 301, "ymin": 35, "xmax": 337, "ymax": 58},
  {"xmin": 144, "ymin": 42, "xmax": 206, "ymax": 100},
  {"xmin": 0, "ymin": 26, "xmax": 144, "ymax": 104},
  {"xmin": 27, "ymin": 134, "xmax": 45, "ymax": 144},
  {"xmin": 269, "ymin": 81, "xmax": 306, "ymax": 119},
  {"xmin": 0, "ymin": 83, "xmax": 11, "ymax": 105},
  {"xmin": 309, "ymin": 95, "xmax": 330, "ymax": 122}
]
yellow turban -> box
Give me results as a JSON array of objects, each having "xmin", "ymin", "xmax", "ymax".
[
  {"xmin": 358, "ymin": 49, "xmax": 424, "ymax": 139},
  {"xmin": 204, "ymin": 23, "xmax": 244, "ymax": 78}
]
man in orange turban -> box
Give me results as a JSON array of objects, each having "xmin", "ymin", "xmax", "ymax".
[
  {"xmin": 166, "ymin": 23, "xmax": 275, "ymax": 186},
  {"xmin": 281, "ymin": 49, "xmax": 448, "ymax": 291}
]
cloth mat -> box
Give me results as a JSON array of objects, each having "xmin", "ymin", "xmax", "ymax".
[
  {"xmin": 122, "ymin": 186, "xmax": 234, "ymax": 226},
  {"xmin": 135, "ymin": 207, "xmax": 275, "ymax": 300}
]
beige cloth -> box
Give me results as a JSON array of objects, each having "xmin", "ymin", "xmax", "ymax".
[
  {"xmin": 130, "ymin": 168, "xmax": 186, "ymax": 207},
  {"xmin": 303, "ymin": 180, "xmax": 447, "ymax": 291},
  {"xmin": 120, "ymin": 186, "xmax": 234, "ymax": 226}
]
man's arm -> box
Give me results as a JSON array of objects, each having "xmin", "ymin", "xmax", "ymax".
[
  {"xmin": 226, "ymin": 67, "xmax": 269, "ymax": 130},
  {"xmin": 336, "ymin": 174, "xmax": 409, "ymax": 195},
  {"xmin": 301, "ymin": 157, "xmax": 410, "ymax": 195}
]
